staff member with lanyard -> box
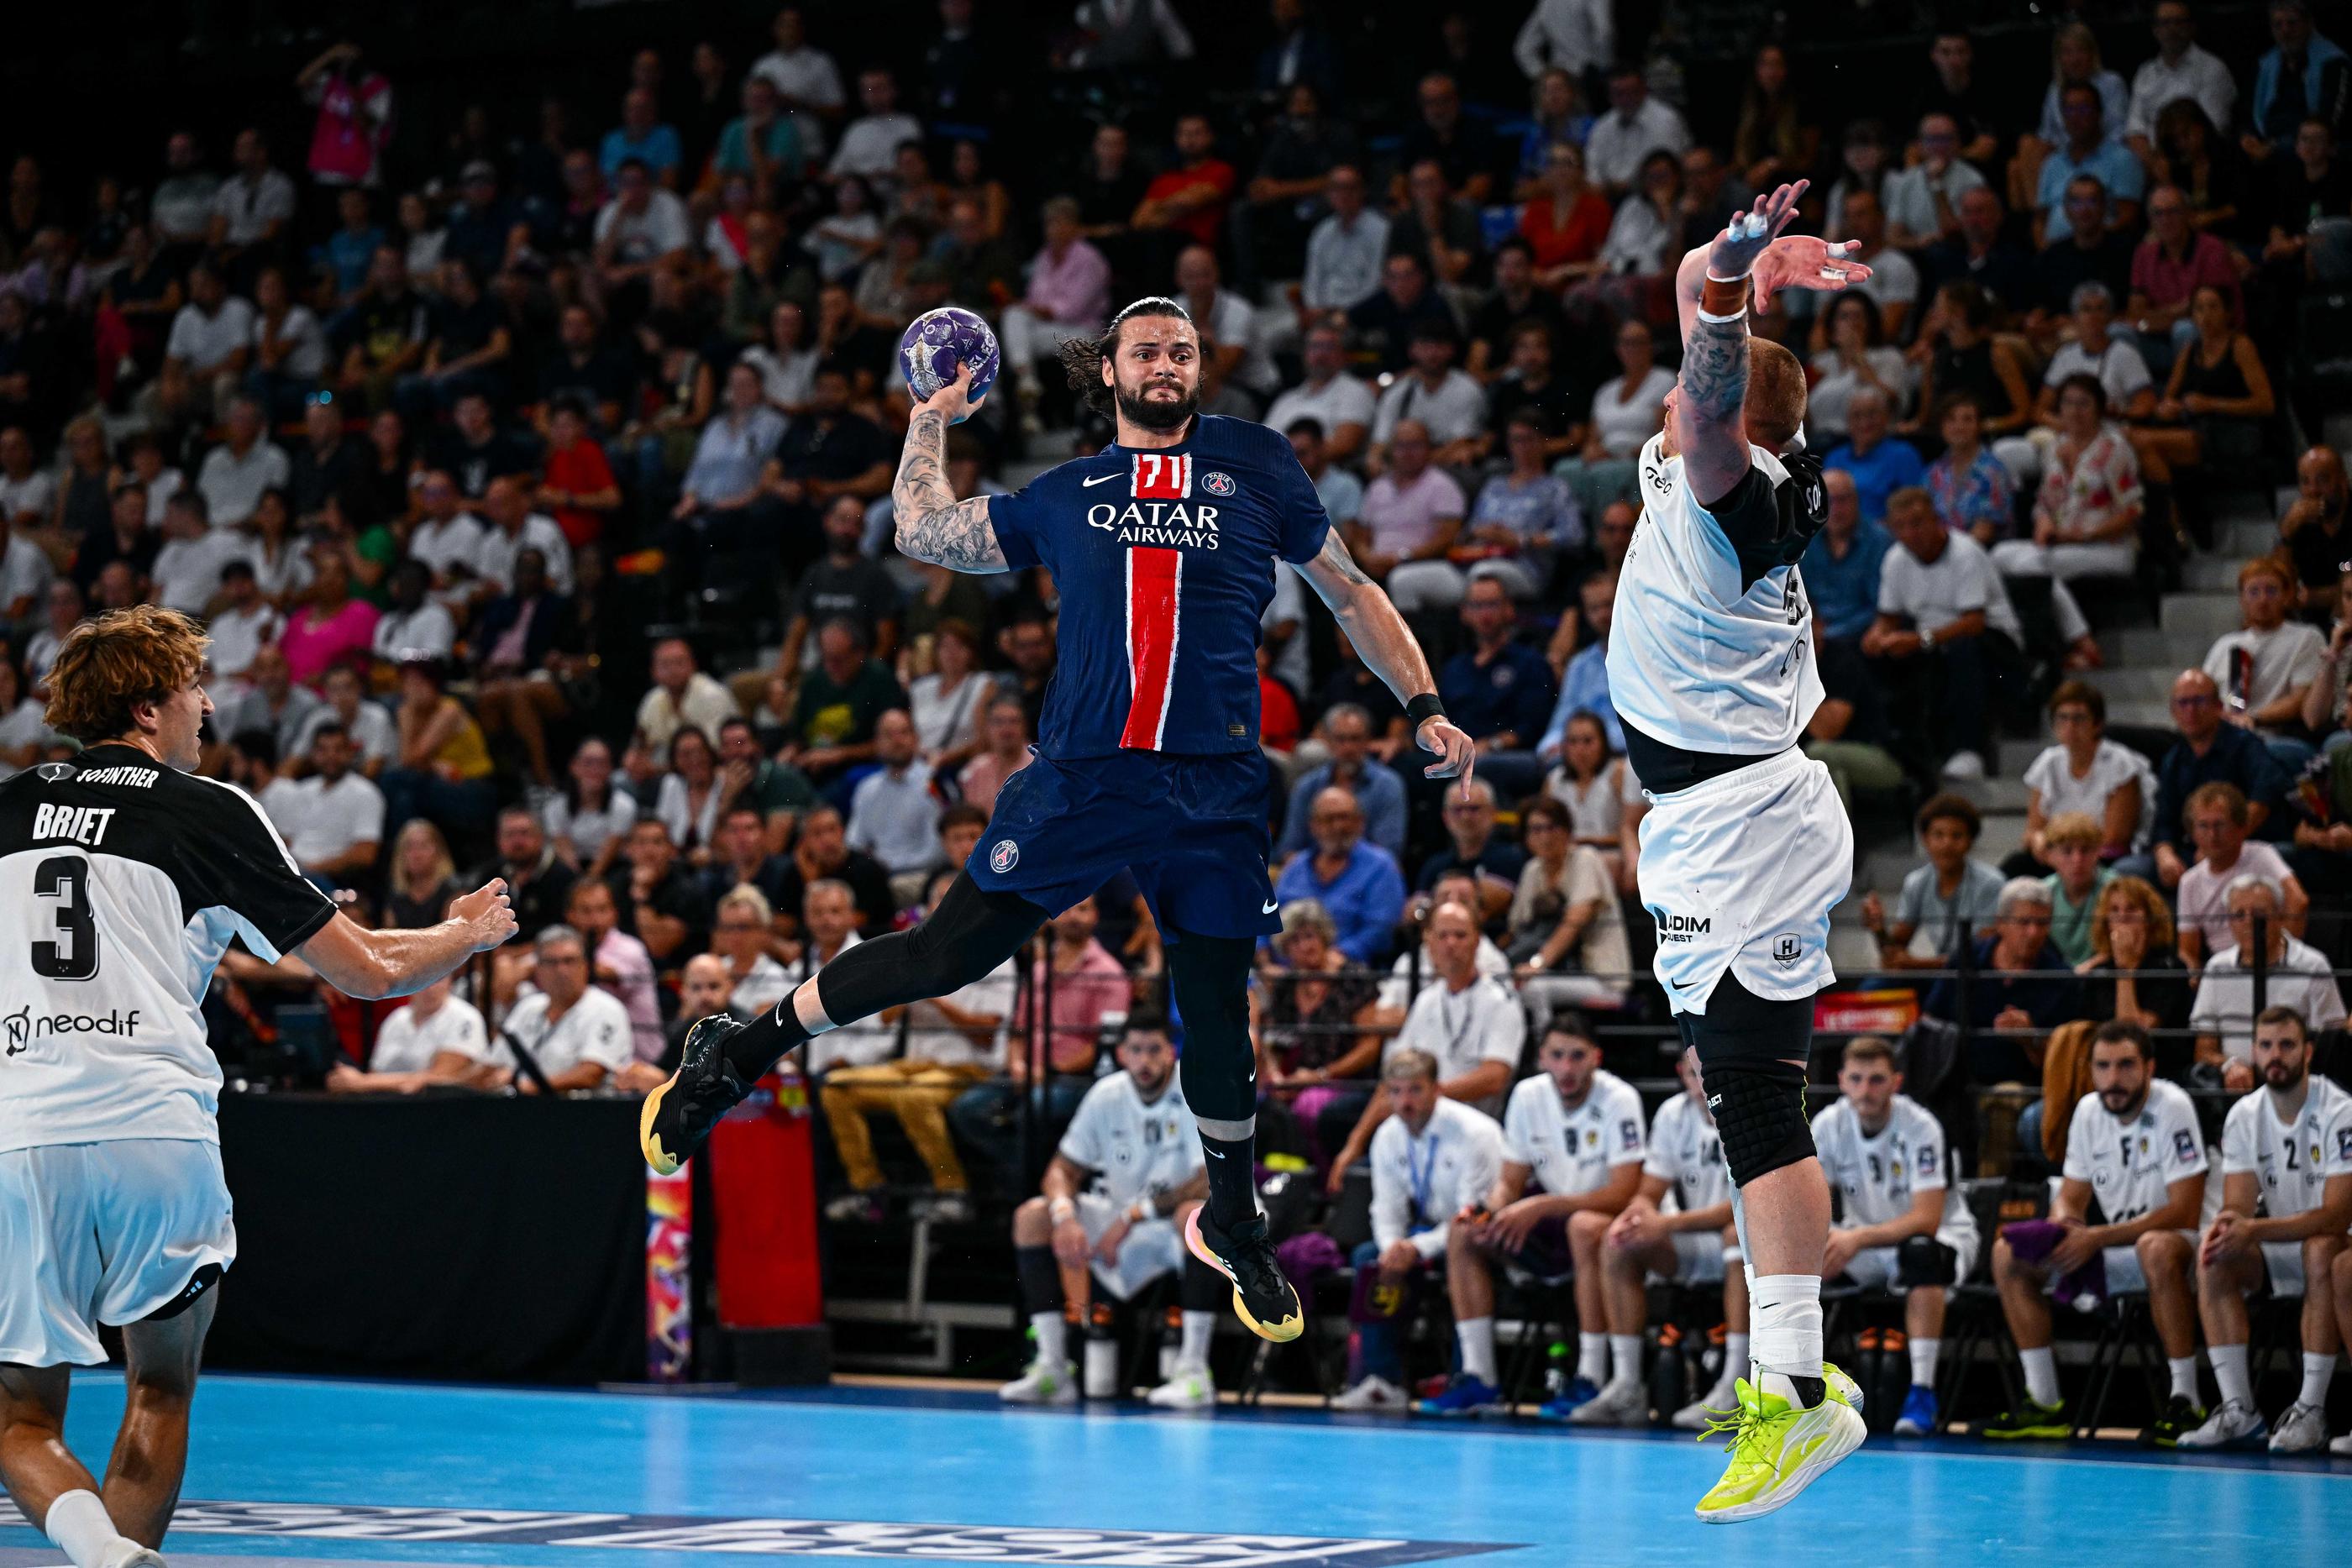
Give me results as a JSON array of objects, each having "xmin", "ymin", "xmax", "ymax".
[{"xmin": 1331, "ymin": 1046, "xmax": 1509, "ymax": 1411}]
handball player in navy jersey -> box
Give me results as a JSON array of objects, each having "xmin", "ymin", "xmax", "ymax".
[{"xmin": 643, "ymin": 296, "xmax": 1473, "ymax": 1340}]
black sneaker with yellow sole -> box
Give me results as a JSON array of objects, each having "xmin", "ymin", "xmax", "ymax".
[
  {"xmin": 1184, "ymin": 1207, "xmax": 1303, "ymax": 1343},
  {"xmin": 640, "ymin": 1013, "xmax": 753, "ymax": 1175},
  {"xmin": 2141, "ymin": 1392, "xmax": 2206, "ymax": 1447},
  {"xmin": 1977, "ymin": 1397, "xmax": 2071, "ymax": 1440}
]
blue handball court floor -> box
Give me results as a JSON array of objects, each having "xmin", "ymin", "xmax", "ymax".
[{"xmin": 3, "ymin": 1374, "xmax": 2347, "ymax": 1568}]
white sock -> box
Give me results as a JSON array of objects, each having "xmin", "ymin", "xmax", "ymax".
[
  {"xmin": 1909, "ymin": 1335, "xmax": 1941, "ymax": 1389},
  {"xmin": 43, "ymin": 1491, "xmax": 125, "ymax": 1568},
  {"xmin": 1179, "ymin": 1309, "xmax": 1214, "ymax": 1372},
  {"xmin": 2302, "ymin": 1350, "xmax": 2337, "ymax": 1408},
  {"xmin": 2209, "ymin": 1344, "xmax": 2250, "ymax": 1408},
  {"xmin": 1721, "ymin": 1332, "xmax": 1751, "ymax": 1391},
  {"xmin": 2020, "ymin": 1345, "xmax": 2061, "ymax": 1408},
  {"xmin": 1609, "ymin": 1334, "xmax": 1645, "ymax": 1389},
  {"xmin": 1032, "ymin": 1311, "xmax": 1068, "ymax": 1367},
  {"xmin": 1457, "ymin": 1316, "xmax": 1498, "ymax": 1385},
  {"xmin": 1577, "ymin": 1330, "xmax": 1609, "ymax": 1385},
  {"xmin": 2168, "ymin": 1355, "xmax": 2199, "ymax": 1403},
  {"xmin": 1748, "ymin": 1274, "xmax": 1823, "ymax": 1386}
]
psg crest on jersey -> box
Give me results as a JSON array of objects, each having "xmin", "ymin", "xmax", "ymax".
[
  {"xmin": 990, "ymin": 839, "xmax": 1020, "ymax": 873},
  {"xmin": 1201, "ymin": 469, "xmax": 1236, "ymax": 496}
]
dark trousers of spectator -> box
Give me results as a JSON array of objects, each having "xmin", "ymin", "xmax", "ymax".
[
  {"xmin": 1872, "ymin": 631, "xmax": 2024, "ymax": 779},
  {"xmin": 1256, "ymin": 1080, "xmax": 1374, "ymax": 1172},
  {"xmin": 945, "ymin": 1074, "xmax": 1091, "ymax": 1198},
  {"xmin": 1347, "ymin": 1240, "xmax": 1433, "ymax": 1386},
  {"xmin": 381, "ymin": 767, "xmax": 498, "ymax": 866}
]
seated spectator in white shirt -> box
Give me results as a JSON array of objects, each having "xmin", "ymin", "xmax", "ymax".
[
  {"xmin": 195, "ymin": 396, "xmax": 292, "ymax": 528},
  {"xmin": 373, "ymin": 559, "xmax": 458, "ymax": 666},
  {"xmin": 150, "ymin": 491, "xmax": 253, "ymax": 619},
  {"xmin": 280, "ymin": 723, "xmax": 385, "ymax": 888},
  {"xmin": 847, "ymin": 709, "xmax": 942, "ymax": 903},
  {"xmin": 291, "ymin": 664, "xmax": 395, "ymax": 777},
  {"xmin": 153, "ymin": 261, "xmax": 255, "ymax": 426},
  {"xmin": 1882, "ymin": 113, "xmax": 1987, "ymax": 249},
  {"xmin": 1555, "ymin": 320, "xmax": 1673, "ymax": 519},
  {"xmin": 491, "ymin": 924, "xmax": 638, "ymax": 1093},
  {"xmin": 324, "ymin": 975, "xmax": 491, "ymax": 1093},
  {"xmin": 202, "ymin": 559, "xmax": 280, "ymax": 693},
  {"xmin": 827, "ymin": 68, "xmax": 922, "ymax": 186},
  {"xmin": 2124, "ymin": 3, "xmax": 2237, "ymax": 161},
  {"xmin": 1327, "ymin": 900, "xmax": 1525, "ymax": 1182},
  {"xmin": 1583, "ymin": 67, "xmax": 1691, "ymax": 196},
  {"xmin": 2175, "ymin": 782, "xmax": 2308, "ymax": 970},
  {"xmin": 0, "ymin": 427, "xmax": 56, "ymax": 532},
  {"xmin": 2203, "ymin": 556, "xmax": 2327, "ymax": 766},
  {"xmin": 1368, "ymin": 323, "xmax": 1487, "ymax": 472},
  {"xmin": 1298, "ymin": 165, "xmax": 1390, "ymax": 319},
  {"xmin": 709, "ymin": 883, "xmax": 791, "ymax": 1018},
  {"xmin": 1263, "ymin": 322, "xmax": 1376, "ymax": 467},
  {"xmin": 2190, "ymin": 878, "xmax": 2348, "ymax": 1088}
]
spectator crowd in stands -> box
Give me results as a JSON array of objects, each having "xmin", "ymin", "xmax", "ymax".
[{"xmin": 5, "ymin": 0, "xmax": 2352, "ymax": 1437}]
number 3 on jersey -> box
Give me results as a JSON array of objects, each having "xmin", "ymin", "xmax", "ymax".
[{"xmin": 30, "ymin": 854, "xmax": 99, "ymax": 980}]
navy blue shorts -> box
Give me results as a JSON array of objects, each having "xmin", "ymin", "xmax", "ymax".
[{"xmin": 965, "ymin": 749, "xmax": 1280, "ymax": 941}]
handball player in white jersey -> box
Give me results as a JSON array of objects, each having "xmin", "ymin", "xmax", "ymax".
[
  {"xmin": 1602, "ymin": 181, "xmax": 1874, "ymax": 1520},
  {"xmin": 0, "ymin": 607, "xmax": 515, "ymax": 1568}
]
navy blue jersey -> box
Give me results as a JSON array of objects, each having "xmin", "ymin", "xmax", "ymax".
[{"xmin": 987, "ymin": 416, "xmax": 1331, "ymax": 760}]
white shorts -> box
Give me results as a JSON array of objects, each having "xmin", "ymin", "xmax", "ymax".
[
  {"xmin": 1839, "ymin": 1230, "xmax": 1980, "ymax": 1295},
  {"xmin": 1650, "ymin": 1230, "xmax": 1728, "ymax": 1286},
  {"xmin": 0, "ymin": 1139, "xmax": 236, "ymax": 1367},
  {"xmin": 1077, "ymin": 1193, "xmax": 1184, "ymax": 1302},
  {"xmin": 1636, "ymin": 748, "xmax": 1852, "ymax": 1012},
  {"xmin": 2260, "ymin": 1240, "xmax": 2308, "ymax": 1299}
]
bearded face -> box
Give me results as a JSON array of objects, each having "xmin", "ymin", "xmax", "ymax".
[{"xmin": 1102, "ymin": 310, "xmax": 1201, "ymax": 433}]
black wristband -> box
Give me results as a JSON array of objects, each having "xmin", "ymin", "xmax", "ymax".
[{"xmin": 1406, "ymin": 694, "xmax": 1446, "ymax": 728}]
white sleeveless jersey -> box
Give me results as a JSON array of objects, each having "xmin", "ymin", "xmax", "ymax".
[
  {"xmin": 1607, "ymin": 433, "xmax": 1824, "ymax": 758},
  {"xmin": 0, "ymin": 744, "xmax": 337, "ymax": 1153}
]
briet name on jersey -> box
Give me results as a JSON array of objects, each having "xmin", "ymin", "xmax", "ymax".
[
  {"xmin": 1086, "ymin": 500, "xmax": 1222, "ymax": 549},
  {"xmin": 30, "ymin": 803, "xmax": 119, "ymax": 847}
]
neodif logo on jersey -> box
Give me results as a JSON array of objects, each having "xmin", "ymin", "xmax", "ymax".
[{"xmin": 3, "ymin": 1004, "xmax": 142, "ymax": 1057}]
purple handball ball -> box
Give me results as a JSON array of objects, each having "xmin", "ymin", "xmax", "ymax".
[{"xmin": 898, "ymin": 307, "xmax": 1000, "ymax": 417}]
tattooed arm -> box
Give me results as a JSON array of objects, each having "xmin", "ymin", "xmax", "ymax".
[
  {"xmin": 1299, "ymin": 527, "xmax": 1476, "ymax": 786},
  {"xmin": 893, "ymin": 365, "xmax": 1007, "ymax": 574},
  {"xmin": 1672, "ymin": 181, "xmax": 1847, "ymax": 506}
]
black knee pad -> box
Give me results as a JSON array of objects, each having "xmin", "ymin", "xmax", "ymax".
[
  {"xmin": 1701, "ymin": 1057, "xmax": 1814, "ymax": 1188},
  {"xmin": 1897, "ymin": 1235, "xmax": 1959, "ymax": 1288}
]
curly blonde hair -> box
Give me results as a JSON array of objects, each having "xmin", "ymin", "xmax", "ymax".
[{"xmin": 43, "ymin": 605, "xmax": 210, "ymax": 744}]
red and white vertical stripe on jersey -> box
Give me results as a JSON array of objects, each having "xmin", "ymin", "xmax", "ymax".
[
  {"xmin": 1120, "ymin": 547, "xmax": 1183, "ymax": 751},
  {"xmin": 1130, "ymin": 451, "xmax": 1192, "ymax": 499}
]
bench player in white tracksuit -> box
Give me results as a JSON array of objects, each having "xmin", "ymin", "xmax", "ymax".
[
  {"xmin": 1812, "ymin": 1037, "xmax": 1980, "ymax": 1435},
  {"xmin": 2180, "ymin": 1005, "xmax": 2352, "ymax": 1453},
  {"xmin": 0, "ymin": 606, "xmax": 515, "ymax": 1568},
  {"xmin": 1603, "ymin": 181, "xmax": 1876, "ymax": 1519}
]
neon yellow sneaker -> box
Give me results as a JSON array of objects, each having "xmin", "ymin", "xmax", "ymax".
[{"xmin": 1693, "ymin": 1367, "xmax": 1867, "ymax": 1523}]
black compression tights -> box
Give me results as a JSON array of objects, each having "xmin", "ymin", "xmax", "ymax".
[{"xmin": 722, "ymin": 873, "xmax": 1047, "ymax": 1079}]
